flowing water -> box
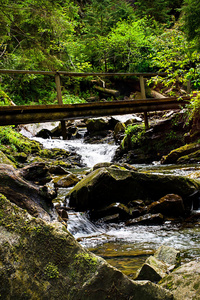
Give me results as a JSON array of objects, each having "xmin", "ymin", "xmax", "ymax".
[{"xmin": 33, "ymin": 129, "xmax": 200, "ymax": 277}]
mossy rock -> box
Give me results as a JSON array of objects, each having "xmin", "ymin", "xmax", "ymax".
[
  {"xmin": 39, "ymin": 148, "xmax": 70, "ymax": 159},
  {"xmin": 0, "ymin": 150, "xmax": 16, "ymax": 167},
  {"xmin": 161, "ymin": 143, "xmax": 200, "ymax": 164},
  {"xmin": 177, "ymin": 149, "xmax": 200, "ymax": 164},
  {"xmin": 159, "ymin": 261, "xmax": 200, "ymax": 300},
  {"xmin": 0, "ymin": 195, "xmax": 173, "ymax": 300},
  {"xmin": 135, "ymin": 256, "xmax": 168, "ymax": 282},
  {"xmin": 0, "ymin": 126, "xmax": 41, "ymax": 156},
  {"xmin": 68, "ymin": 166, "xmax": 200, "ymax": 211}
]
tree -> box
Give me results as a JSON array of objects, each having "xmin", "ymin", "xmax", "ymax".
[
  {"xmin": 133, "ymin": 0, "xmax": 184, "ymax": 24},
  {"xmin": 182, "ymin": 0, "xmax": 200, "ymax": 50}
]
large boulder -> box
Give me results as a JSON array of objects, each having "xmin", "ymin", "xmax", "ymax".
[
  {"xmin": 68, "ymin": 166, "xmax": 200, "ymax": 212},
  {"xmin": 159, "ymin": 261, "xmax": 200, "ymax": 300},
  {"xmin": 0, "ymin": 195, "xmax": 173, "ymax": 300}
]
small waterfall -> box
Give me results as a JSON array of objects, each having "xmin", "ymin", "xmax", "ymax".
[
  {"xmin": 67, "ymin": 211, "xmax": 105, "ymax": 239},
  {"xmin": 34, "ymin": 136, "xmax": 117, "ymax": 168}
]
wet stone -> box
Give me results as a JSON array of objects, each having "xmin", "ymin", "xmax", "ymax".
[{"xmin": 126, "ymin": 213, "xmax": 164, "ymax": 226}]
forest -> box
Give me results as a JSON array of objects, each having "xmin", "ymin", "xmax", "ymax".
[{"xmin": 0, "ymin": 0, "xmax": 200, "ymax": 105}]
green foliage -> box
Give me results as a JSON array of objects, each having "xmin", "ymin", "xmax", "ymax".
[
  {"xmin": 0, "ymin": 86, "xmax": 13, "ymax": 105},
  {"xmin": 186, "ymin": 92, "xmax": 200, "ymax": 121},
  {"xmin": 96, "ymin": 18, "xmax": 157, "ymax": 72},
  {"xmin": 0, "ymin": 0, "xmax": 200, "ymax": 105},
  {"xmin": 134, "ymin": 0, "xmax": 184, "ymax": 24},
  {"xmin": 147, "ymin": 24, "xmax": 200, "ymax": 92},
  {"xmin": 134, "ymin": 0, "xmax": 170, "ymax": 23},
  {"xmin": 62, "ymin": 92, "xmax": 86, "ymax": 104},
  {"xmin": 182, "ymin": 0, "xmax": 200, "ymax": 50},
  {"xmin": 123, "ymin": 124, "xmax": 146, "ymax": 149}
]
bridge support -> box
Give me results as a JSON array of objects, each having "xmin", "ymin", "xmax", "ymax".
[
  {"xmin": 140, "ymin": 75, "xmax": 149, "ymax": 129},
  {"xmin": 55, "ymin": 73, "xmax": 67, "ymax": 140}
]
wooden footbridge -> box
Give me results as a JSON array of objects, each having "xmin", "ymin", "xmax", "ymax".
[{"xmin": 0, "ymin": 69, "xmax": 190, "ymax": 139}]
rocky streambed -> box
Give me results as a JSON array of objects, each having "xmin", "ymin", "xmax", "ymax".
[{"xmin": 0, "ymin": 110, "xmax": 200, "ymax": 299}]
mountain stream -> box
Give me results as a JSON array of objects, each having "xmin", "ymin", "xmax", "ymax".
[{"xmin": 34, "ymin": 131, "xmax": 200, "ymax": 278}]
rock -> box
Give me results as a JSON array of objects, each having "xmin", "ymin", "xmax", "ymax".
[
  {"xmin": 0, "ymin": 150, "xmax": 16, "ymax": 167},
  {"xmin": 36, "ymin": 128, "xmax": 52, "ymax": 139},
  {"xmin": 161, "ymin": 143, "xmax": 200, "ymax": 164},
  {"xmin": 147, "ymin": 194, "xmax": 185, "ymax": 217},
  {"xmin": 135, "ymin": 256, "xmax": 169, "ymax": 282},
  {"xmin": 18, "ymin": 162, "xmax": 52, "ymax": 185},
  {"xmin": 126, "ymin": 213, "xmax": 164, "ymax": 226},
  {"xmin": 135, "ymin": 245, "xmax": 181, "ymax": 282},
  {"xmin": 93, "ymin": 162, "xmax": 113, "ymax": 170},
  {"xmin": 90, "ymin": 202, "xmax": 133, "ymax": 221},
  {"xmin": 114, "ymin": 122, "xmax": 126, "ymax": 143},
  {"xmin": 0, "ymin": 164, "xmax": 56, "ymax": 221},
  {"xmin": 39, "ymin": 148, "xmax": 84, "ymax": 168},
  {"xmin": 114, "ymin": 111, "xmax": 189, "ymax": 164},
  {"xmin": 0, "ymin": 196, "xmax": 173, "ymax": 300},
  {"xmin": 49, "ymin": 165, "xmax": 70, "ymax": 175},
  {"xmin": 154, "ymin": 245, "xmax": 181, "ymax": 268},
  {"xmin": 13, "ymin": 152, "xmax": 28, "ymax": 163},
  {"xmin": 54, "ymin": 173, "xmax": 80, "ymax": 188},
  {"xmin": 68, "ymin": 167, "xmax": 200, "ymax": 212},
  {"xmin": 86, "ymin": 117, "xmax": 110, "ymax": 133},
  {"xmin": 160, "ymin": 261, "xmax": 200, "ymax": 300},
  {"xmin": 177, "ymin": 149, "xmax": 200, "ymax": 164},
  {"xmin": 21, "ymin": 122, "xmax": 60, "ymax": 137}
]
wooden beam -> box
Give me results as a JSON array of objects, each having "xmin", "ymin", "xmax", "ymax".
[
  {"xmin": 140, "ymin": 75, "xmax": 149, "ymax": 129},
  {"xmin": 0, "ymin": 97, "xmax": 190, "ymax": 126},
  {"xmin": 0, "ymin": 69, "xmax": 167, "ymax": 77}
]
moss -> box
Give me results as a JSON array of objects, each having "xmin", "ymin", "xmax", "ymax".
[
  {"xmin": 39, "ymin": 148, "xmax": 70, "ymax": 159},
  {"xmin": 0, "ymin": 126, "xmax": 41, "ymax": 164},
  {"xmin": 44, "ymin": 262, "xmax": 59, "ymax": 279},
  {"xmin": 193, "ymin": 282, "xmax": 200, "ymax": 290}
]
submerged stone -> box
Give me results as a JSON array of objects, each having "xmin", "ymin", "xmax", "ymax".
[{"xmin": 126, "ymin": 213, "xmax": 164, "ymax": 226}]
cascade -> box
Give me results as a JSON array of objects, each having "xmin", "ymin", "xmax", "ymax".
[{"xmin": 28, "ymin": 122, "xmax": 200, "ymax": 277}]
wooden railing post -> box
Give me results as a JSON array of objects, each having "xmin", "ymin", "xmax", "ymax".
[
  {"xmin": 55, "ymin": 73, "xmax": 67, "ymax": 140},
  {"xmin": 139, "ymin": 75, "xmax": 149, "ymax": 129},
  {"xmin": 187, "ymin": 79, "xmax": 191, "ymax": 94}
]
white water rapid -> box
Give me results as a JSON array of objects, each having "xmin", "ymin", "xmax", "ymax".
[{"xmin": 34, "ymin": 136, "xmax": 118, "ymax": 168}]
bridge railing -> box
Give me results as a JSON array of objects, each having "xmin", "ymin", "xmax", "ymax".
[{"xmin": 0, "ymin": 69, "xmax": 189, "ymax": 138}]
